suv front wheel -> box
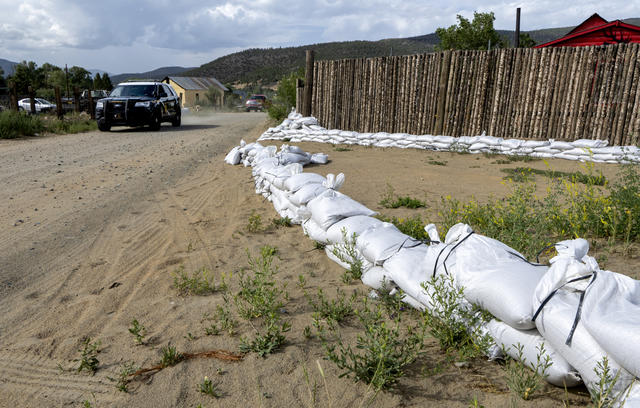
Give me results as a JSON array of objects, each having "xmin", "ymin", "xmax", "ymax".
[
  {"xmin": 98, "ymin": 119, "xmax": 111, "ymax": 132},
  {"xmin": 149, "ymin": 111, "xmax": 161, "ymax": 131}
]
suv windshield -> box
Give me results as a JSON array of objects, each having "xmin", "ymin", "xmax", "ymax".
[{"xmin": 109, "ymin": 85, "xmax": 156, "ymax": 98}]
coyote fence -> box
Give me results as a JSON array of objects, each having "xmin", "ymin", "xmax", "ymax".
[{"xmin": 310, "ymin": 43, "xmax": 640, "ymax": 146}]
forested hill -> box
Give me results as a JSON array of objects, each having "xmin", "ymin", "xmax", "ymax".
[{"xmin": 186, "ymin": 17, "xmax": 640, "ymax": 85}]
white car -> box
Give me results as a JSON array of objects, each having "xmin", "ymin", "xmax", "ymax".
[{"xmin": 18, "ymin": 98, "xmax": 56, "ymax": 113}]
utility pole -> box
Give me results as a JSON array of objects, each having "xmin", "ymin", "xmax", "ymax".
[{"xmin": 515, "ymin": 8, "xmax": 521, "ymax": 48}]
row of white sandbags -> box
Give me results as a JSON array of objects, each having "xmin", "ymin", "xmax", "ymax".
[
  {"xmin": 260, "ymin": 111, "xmax": 640, "ymax": 164},
  {"xmin": 224, "ymin": 141, "xmax": 639, "ymax": 403}
]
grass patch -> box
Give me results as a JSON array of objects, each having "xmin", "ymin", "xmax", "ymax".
[
  {"xmin": 272, "ymin": 216, "xmax": 292, "ymax": 228},
  {"xmin": 334, "ymin": 146, "xmax": 352, "ymax": 152},
  {"xmin": 0, "ymin": 110, "xmax": 44, "ymax": 138},
  {"xmin": 427, "ymin": 160, "xmax": 448, "ymax": 166},
  {"xmin": 501, "ymin": 166, "xmax": 606, "ymax": 186},
  {"xmin": 491, "ymin": 154, "xmax": 540, "ymax": 164},
  {"xmin": 172, "ymin": 265, "xmax": 225, "ymax": 296},
  {"xmin": 439, "ymin": 164, "xmax": 640, "ymax": 259},
  {"xmin": 376, "ymin": 214, "xmax": 430, "ymax": 241},
  {"xmin": 41, "ymin": 113, "xmax": 97, "ymax": 134},
  {"xmin": 306, "ymin": 288, "xmax": 356, "ymax": 324},
  {"xmin": 379, "ymin": 185, "xmax": 426, "ymax": 209}
]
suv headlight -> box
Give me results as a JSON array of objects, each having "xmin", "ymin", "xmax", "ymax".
[
  {"xmin": 135, "ymin": 101, "xmax": 151, "ymax": 108},
  {"xmin": 96, "ymin": 101, "xmax": 104, "ymax": 109}
]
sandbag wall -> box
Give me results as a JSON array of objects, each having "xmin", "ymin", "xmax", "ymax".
[
  {"xmin": 260, "ymin": 111, "xmax": 640, "ymax": 164},
  {"xmin": 310, "ymin": 44, "xmax": 640, "ymax": 145},
  {"xmin": 225, "ymin": 142, "xmax": 640, "ymax": 405}
]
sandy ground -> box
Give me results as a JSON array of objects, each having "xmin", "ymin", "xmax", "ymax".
[{"xmin": 0, "ymin": 112, "xmax": 636, "ymax": 407}]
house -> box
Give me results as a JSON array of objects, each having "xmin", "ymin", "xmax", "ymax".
[
  {"xmin": 163, "ymin": 76, "xmax": 229, "ymax": 108},
  {"xmin": 535, "ymin": 13, "xmax": 640, "ymax": 48}
]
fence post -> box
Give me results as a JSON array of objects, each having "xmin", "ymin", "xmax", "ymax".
[
  {"xmin": 73, "ymin": 87, "xmax": 80, "ymax": 113},
  {"xmin": 88, "ymin": 89, "xmax": 95, "ymax": 119},
  {"xmin": 28, "ymin": 86, "xmax": 36, "ymax": 114},
  {"xmin": 296, "ymin": 78, "xmax": 304, "ymax": 113},
  {"xmin": 54, "ymin": 86, "xmax": 63, "ymax": 119},
  {"xmin": 9, "ymin": 81, "xmax": 18, "ymax": 111},
  {"xmin": 435, "ymin": 51, "xmax": 452, "ymax": 135},
  {"xmin": 303, "ymin": 50, "xmax": 315, "ymax": 117}
]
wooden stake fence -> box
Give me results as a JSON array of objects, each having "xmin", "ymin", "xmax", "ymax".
[{"xmin": 310, "ymin": 43, "xmax": 640, "ymax": 144}]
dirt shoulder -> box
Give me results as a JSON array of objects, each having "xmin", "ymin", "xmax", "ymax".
[{"xmin": 0, "ymin": 117, "xmax": 633, "ymax": 407}]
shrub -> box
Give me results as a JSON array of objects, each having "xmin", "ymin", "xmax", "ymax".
[
  {"xmin": 268, "ymin": 68, "xmax": 304, "ymax": 122},
  {"xmin": 0, "ymin": 110, "xmax": 44, "ymax": 138},
  {"xmin": 377, "ymin": 214, "xmax": 430, "ymax": 241}
]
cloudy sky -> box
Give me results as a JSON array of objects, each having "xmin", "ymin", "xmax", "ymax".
[{"xmin": 0, "ymin": 0, "xmax": 637, "ymax": 74}]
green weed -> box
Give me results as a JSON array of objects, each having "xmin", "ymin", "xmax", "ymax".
[
  {"xmin": 247, "ymin": 211, "xmax": 264, "ymax": 233},
  {"xmin": 306, "ymin": 288, "xmax": 356, "ymax": 324},
  {"xmin": 421, "ymin": 275, "xmax": 492, "ymax": 361},
  {"xmin": 76, "ymin": 338, "xmax": 101, "ymax": 375},
  {"xmin": 172, "ymin": 265, "xmax": 225, "ymax": 296},
  {"xmin": 322, "ymin": 298, "xmax": 425, "ymax": 390},
  {"xmin": 128, "ymin": 319, "xmax": 146, "ymax": 345},
  {"xmin": 334, "ymin": 146, "xmax": 352, "ymax": 152},
  {"xmin": 331, "ymin": 229, "xmax": 364, "ymax": 283},
  {"xmin": 198, "ymin": 376, "xmax": 222, "ymax": 398},
  {"xmin": 108, "ymin": 362, "xmax": 137, "ymax": 392},
  {"xmin": 501, "ymin": 167, "xmax": 606, "ymax": 185},
  {"xmin": 428, "ymin": 160, "xmax": 448, "ymax": 166},
  {"xmin": 0, "ymin": 110, "xmax": 44, "ymax": 138},
  {"xmin": 204, "ymin": 300, "xmax": 237, "ymax": 336},
  {"xmin": 377, "ymin": 214, "xmax": 430, "ymax": 241},
  {"xmin": 379, "ymin": 184, "xmax": 426, "ymax": 209},
  {"xmin": 272, "ymin": 216, "xmax": 293, "ymax": 228},
  {"xmin": 235, "ymin": 247, "xmax": 286, "ymax": 320},
  {"xmin": 589, "ymin": 356, "xmax": 625, "ymax": 408},
  {"xmin": 160, "ymin": 344, "xmax": 184, "ymax": 368},
  {"xmin": 504, "ymin": 343, "xmax": 552, "ymax": 400},
  {"xmin": 239, "ymin": 316, "xmax": 291, "ymax": 357}
]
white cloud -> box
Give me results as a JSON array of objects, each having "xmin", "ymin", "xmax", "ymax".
[{"xmin": 0, "ymin": 0, "xmax": 637, "ymax": 73}]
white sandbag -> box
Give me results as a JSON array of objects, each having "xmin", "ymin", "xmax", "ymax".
[
  {"xmin": 311, "ymin": 153, "xmax": 329, "ymax": 164},
  {"xmin": 532, "ymin": 239, "xmax": 636, "ymax": 396},
  {"xmin": 382, "ymin": 245, "xmax": 429, "ymax": 303},
  {"xmin": 307, "ymin": 190, "xmax": 377, "ymax": 230},
  {"xmin": 254, "ymin": 145, "xmax": 277, "ymax": 162},
  {"xmin": 326, "ymin": 216, "xmax": 383, "ymax": 244},
  {"xmin": 277, "ymin": 152, "xmax": 311, "ymax": 165},
  {"xmin": 431, "ymin": 223, "xmax": 546, "ymax": 330},
  {"xmin": 361, "ymin": 266, "xmax": 392, "ymax": 290},
  {"xmin": 572, "ymin": 139, "xmax": 608, "ymax": 148},
  {"xmin": 302, "ymin": 218, "xmax": 330, "ymax": 243},
  {"xmin": 324, "ymin": 244, "xmax": 372, "ymax": 273},
  {"xmin": 263, "ymin": 163, "xmax": 304, "ymax": 190},
  {"xmin": 356, "ymin": 223, "xmax": 422, "ymax": 265},
  {"xmin": 224, "ymin": 146, "xmax": 242, "ymax": 165},
  {"xmin": 290, "ymin": 183, "xmax": 329, "ymax": 206},
  {"xmin": 581, "ymin": 269, "xmax": 640, "ymax": 378},
  {"xmin": 484, "ymin": 320, "xmax": 582, "ymax": 387},
  {"xmin": 283, "ymin": 173, "xmax": 326, "ymax": 193}
]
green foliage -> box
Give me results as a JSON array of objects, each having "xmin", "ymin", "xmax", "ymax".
[
  {"xmin": 518, "ymin": 33, "xmax": 537, "ymax": 48},
  {"xmin": 41, "ymin": 113, "xmax": 98, "ymax": 134},
  {"xmin": 204, "ymin": 300, "xmax": 237, "ymax": 336},
  {"xmin": 589, "ymin": 356, "xmax": 625, "ymax": 407},
  {"xmin": 172, "ymin": 265, "xmax": 225, "ymax": 296},
  {"xmin": 331, "ymin": 229, "xmax": 364, "ymax": 283},
  {"xmin": 501, "ymin": 166, "xmax": 606, "ymax": 186},
  {"xmin": 128, "ymin": 319, "xmax": 146, "ymax": 345},
  {"xmin": 198, "ymin": 376, "xmax": 222, "ymax": 398},
  {"xmin": 436, "ymin": 12, "xmax": 507, "ymax": 51},
  {"xmin": 322, "ymin": 299, "xmax": 425, "ymax": 390},
  {"xmin": 379, "ymin": 184, "xmax": 426, "ymax": 209},
  {"xmin": 160, "ymin": 344, "xmax": 183, "ymax": 368},
  {"xmin": 439, "ymin": 164, "xmax": 640, "ymax": 259},
  {"xmin": 272, "ymin": 216, "xmax": 292, "ymax": 228},
  {"xmin": 246, "ymin": 211, "xmax": 264, "ymax": 233},
  {"xmin": 421, "ymin": 275, "xmax": 492, "ymax": 360},
  {"xmin": 239, "ymin": 317, "xmax": 291, "ymax": 357},
  {"xmin": 376, "ymin": 214, "xmax": 430, "ymax": 241},
  {"xmin": 108, "ymin": 362, "xmax": 137, "ymax": 392},
  {"xmin": 10, "ymin": 61, "xmax": 45, "ymax": 93},
  {"xmin": 306, "ymin": 288, "xmax": 356, "ymax": 324},
  {"xmin": 235, "ymin": 247, "xmax": 286, "ymax": 320},
  {"xmin": 504, "ymin": 343, "xmax": 552, "ymax": 400},
  {"xmin": 76, "ymin": 338, "xmax": 101, "ymax": 374},
  {"xmin": 268, "ymin": 68, "xmax": 303, "ymax": 121},
  {"xmin": 0, "ymin": 110, "xmax": 44, "ymax": 138}
]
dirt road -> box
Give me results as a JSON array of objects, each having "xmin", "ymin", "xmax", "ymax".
[{"xmin": 0, "ymin": 112, "xmax": 268, "ymax": 406}]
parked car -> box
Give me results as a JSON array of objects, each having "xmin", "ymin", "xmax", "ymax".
[
  {"xmin": 18, "ymin": 98, "xmax": 56, "ymax": 113},
  {"xmin": 245, "ymin": 94, "xmax": 268, "ymax": 112},
  {"xmin": 95, "ymin": 82, "xmax": 181, "ymax": 131}
]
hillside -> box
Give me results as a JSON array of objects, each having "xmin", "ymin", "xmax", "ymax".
[
  {"xmin": 110, "ymin": 66, "xmax": 195, "ymax": 85},
  {"xmin": 186, "ymin": 17, "xmax": 640, "ymax": 86},
  {"xmin": 0, "ymin": 58, "xmax": 18, "ymax": 77}
]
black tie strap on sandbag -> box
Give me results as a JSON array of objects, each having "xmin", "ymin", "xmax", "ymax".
[
  {"xmin": 530, "ymin": 272, "xmax": 598, "ymax": 346},
  {"xmin": 506, "ymin": 250, "xmax": 548, "ymax": 267},
  {"xmin": 536, "ymin": 243, "xmax": 557, "ymax": 264},
  {"xmin": 432, "ymin": 231, "xmax": 475, "ymax": 278}
]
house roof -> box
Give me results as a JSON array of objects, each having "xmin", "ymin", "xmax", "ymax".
[
  {"xmin": 166, "ymin": 76, "xmax": 228, "ymax": 92},
  {"xmin": 566, "ymin": 13, "xmax": 608, "ymax": 35},
  {"xmin": 535, "ymin": 17, "xmax": 640, "ymax": 48}
]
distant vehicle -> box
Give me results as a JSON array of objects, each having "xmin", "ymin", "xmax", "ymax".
[
  {"xmin": 18, "ymin": 98, "xmax": 56, "ymax": 113},
  {"xmin": 245, "ymin": 94, "xmax": 268, "ymax": 112},
  {"xmin": 95, "ymin": 82, "xmax": 181, "ymax": 132}
]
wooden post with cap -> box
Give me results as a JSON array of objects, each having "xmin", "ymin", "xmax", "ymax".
[{"xmin": 303, "ymin": 50, "xmax": 315, "ymax": 117}]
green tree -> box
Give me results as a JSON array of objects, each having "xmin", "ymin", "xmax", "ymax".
[
  {"xmin": 10, "ymin": 61, "xmax": 45, "ymax": 93},
  {"xmin": 267, "ymin": 68, "xmax": 303, "ymax": 121},
  {"xmin": 518, "ymin": 33, "xmax": 537, "ymax": 48},
  {"xmin": 0, "ymin": 67, "xmax": 6, "ymax": 92},
  {"xmin": 40, "ymin": 63, "xmax": 62, "ymax": 88},
  {"xmin": 68, "ymin": 66, "xmax": 92, "ymax": 90},
  {"xmin": 102, "ymin": 73, "xmax": 113, "ymax": 91},
  {"xmin": 93, "ymin": 73, "xmax": 102, "ymax": 89},
  {"xmin": 436, "ymin": 12, "xmax": 507, "ymax": 51}
]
